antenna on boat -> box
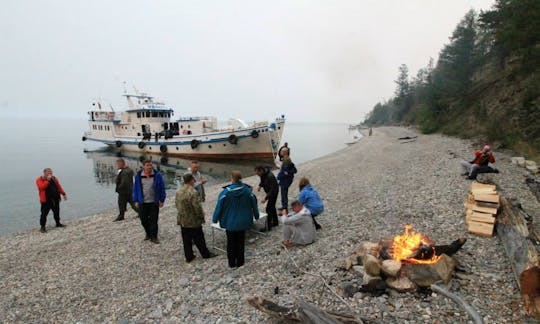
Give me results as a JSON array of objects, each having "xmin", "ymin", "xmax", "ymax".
[{"xmin": 122, "ymin": 81, "xmax": 127, "ymax": 94}]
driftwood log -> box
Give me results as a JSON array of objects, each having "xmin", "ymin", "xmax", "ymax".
[
  {"xmin": 497, "ymin": 197, "xmax": 540, "ymax": 317},
  {"xmin": 246, "ymin": 296, "xmax": 363, "ymax": 324}
]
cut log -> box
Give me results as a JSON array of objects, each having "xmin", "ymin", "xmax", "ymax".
[
  {"xmin": 246, "ymin": 296, "xmax": 363, "ymax": 324},
  {"xmin": 465, "ymin": 202, "xmax": 498, "ymax": 215},
  {"xmin": 471, "ymin": 182, "xmax": 496, "ymax": 191},
  {"xmin": 467, "ymin": 221, "xmax": 494, "ymax": 237},
  {"xmin": 474, "ymin": 201, "xmax": 500, "ymax": 209},
  {"xmin": 497, "ymin": 197, "xmax": 540, "ymax": 317},
  {"xmin": 473, "ymin": 193, "xmax": 500, "ymax": 204},
  {"xmin": 466, "ymin": 212, "xmax": 496, "ymax": 224}
]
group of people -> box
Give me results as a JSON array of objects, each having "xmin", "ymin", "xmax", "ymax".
[{"xmin": 36, "ymin": 146, "xmax": 325, "ymax": 269}]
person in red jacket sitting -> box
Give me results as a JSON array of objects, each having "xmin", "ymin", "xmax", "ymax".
[
  {"xmin": 460, "ymin": 145, "xmax": 499, "ymax": 180},
  {"xmin": 36, "ymin": 168, "xmax": 67, "ymax": 233}
]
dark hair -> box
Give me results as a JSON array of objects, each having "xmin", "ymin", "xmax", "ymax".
[
  {"xmin": 291, "ymin": 200, "xmax": 302, "ymax": 207},
  {"xmin": 143, "ymin": 159, "xmax": 153, "ymax": 165},
  {"xmin": 116, "ymin": 158, "xmax": 125, "ymax": 163},
  {"xmin": 254, "ymin": 165, "xmax": 265, "ymax": 172},
  {"xmin": 231, "ymin": 170, "xmax": 242, "ymax": 182},
  {"xmin": 299, "ymin": 177, "xmax": 310, "ymax": 191},
  {"xmin": 183, "ymin": 173, "xmax": 195, "ymax": 184}
]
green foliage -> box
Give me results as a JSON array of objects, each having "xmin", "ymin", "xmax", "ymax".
[{"xmin": 363, "ymin": 1, "xmax": 540, "ymax": 157}]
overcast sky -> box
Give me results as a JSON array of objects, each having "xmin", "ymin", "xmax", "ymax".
[{"xmin": 1, "ymin": 0, "xmax": 494, "ymax": 123}]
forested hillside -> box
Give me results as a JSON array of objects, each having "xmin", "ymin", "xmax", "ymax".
[{"xmin": 364, "ymin": 0, "xmax": 540, "ymax": 159}]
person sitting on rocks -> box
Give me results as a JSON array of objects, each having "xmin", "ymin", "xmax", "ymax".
[
  {"xmin": 297, "ymin": 177, "xmax": 324, "ymax": 230},
  {"xmin": 460, "ymin": 145, "xmax": 499, "ymax": 180},
  {"xmin": 280, "ymin": 200, "xmax": 315, "ymax": 248}
]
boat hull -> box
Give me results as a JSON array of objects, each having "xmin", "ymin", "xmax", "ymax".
[{"xmin": 84, "ymin": 123, "xmax": 284, "ymax": 160}]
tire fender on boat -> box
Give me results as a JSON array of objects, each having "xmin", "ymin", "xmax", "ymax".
[
  {"xmin": 82, "ymin": 136, "xmax": 87, "ymax": 141},
  {"xmin": 115, "ymin": 140, "xmax": 122, "ymax": 148},
  {"xmin": 160, "ymin": 144, "xmax": 167, "ymax": 153},
  {"xmin": 191, "ymin": 139, "xmax": 199, "ymax": 149},
  {"xmin": 138, "ymin": 141, "xmax": 146, "ymax": 149},
  {"xmin": 250, "ymin": 130, "xmax": 259, "ymax": 138},
  {"xmin": 228, "ymin": 134, "xmax": 238, "ymax": 145}
]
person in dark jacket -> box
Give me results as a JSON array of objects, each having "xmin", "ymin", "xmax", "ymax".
[
  {"xmin": 212, "ymin": 171, "xmax": 259, "ymax": 268},
  {"xmin": 277, "ymin": 147, "xmax": 297, "ymax": 215},
  {"xmin": 114, "ymin": 158, "xmax": 138, "ymax": 221},
  {"xmin": 298, "ymin": 177, "xmax": 324, "ymax": 230},
  {"xmin": 255, "ymin": 165, "xmax": 279, "ymax": 231},
  {"xmin": 36, "ymin": 168, "xmax": 67, "ymax": 233},
  {"xmin": 133, "ymin": 160, "xmax": 166, "ymax": 244}
]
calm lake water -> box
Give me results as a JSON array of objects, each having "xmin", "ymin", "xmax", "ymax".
[{"xmin": 0, "ymin": 117, "xmax": 359, "ymax": 235}]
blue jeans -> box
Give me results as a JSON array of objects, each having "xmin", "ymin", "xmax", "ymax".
[{"xmin": 280, "ymin": 184, "xmax": 290, "ymax": 211}]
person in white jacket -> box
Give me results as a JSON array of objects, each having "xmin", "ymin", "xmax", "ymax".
[{"xmin": 280, "ymin": 200, "xmax": 316, "ymax": 247}]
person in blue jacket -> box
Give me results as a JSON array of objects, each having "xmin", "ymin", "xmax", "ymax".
[
  {"xmin": 277, "ymin": 147, "xmax": 297, "ymax": 215},
  {"xmin": 133, "ymin": 160, "xmax": 166, "ymax": 244},
  {"xmin": 298, "ymin": 177, "xmax": 324, "ymax": 230},
  {"xmin": 212, "ymin": 171, "xmax": 259, "ymax": 268}
]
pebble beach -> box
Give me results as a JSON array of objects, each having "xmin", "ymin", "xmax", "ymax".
[{"xmin": 1, "ymin": 126, "xmax": 538, "ymax": 323}]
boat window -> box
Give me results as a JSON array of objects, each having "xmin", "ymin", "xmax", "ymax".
[
  {"xmin": 187, "ymin": 125, "xmax": 191, "ymax": 129},
  {"xmin": 152, "ymin": 112, "xmax": 158, "ymax": 117},
  {"xmin": 146, "ymin": 111, "xmax": 150, "ymax": 118},
  {"xmin": 137, "ymin": 112, "xmax": 141, "ymax": 118}
]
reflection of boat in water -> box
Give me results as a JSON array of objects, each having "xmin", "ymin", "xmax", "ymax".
[
  {"xmin": 82, "ymin": 89, "xmax": 285, "ymax": 159},
  {"xmin": 84, "ymin": 149, "xmax": 276, "ymax": 189}
]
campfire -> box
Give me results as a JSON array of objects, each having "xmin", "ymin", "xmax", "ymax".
[
  {"xmin": 389, "ymin": 225, "xmax": 441, "ymax": 264},
  {"xmin": 340, "ymin": 225, "xmax": 466, "ymax": 294}
]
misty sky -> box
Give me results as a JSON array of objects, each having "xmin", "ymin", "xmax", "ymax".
[{"xmin": 1, "ymin": 0, "xmax": 494, "ymax": 123}]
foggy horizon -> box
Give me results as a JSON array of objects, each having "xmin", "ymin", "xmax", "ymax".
[{"xmin": 1, "ymin": 0, "xmax": 495, "ymax": 123}]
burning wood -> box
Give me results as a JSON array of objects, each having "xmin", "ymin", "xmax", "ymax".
[{"xmin": 341, "ymin": 225, "xmax": 465, "ymax": 293}]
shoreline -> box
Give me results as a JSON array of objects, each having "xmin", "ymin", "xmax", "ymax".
[{"xmin": 1, "ymin": 126, "xmax": 538, "ymax": 323}]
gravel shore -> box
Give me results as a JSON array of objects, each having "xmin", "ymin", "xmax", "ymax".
[{"xmin": 1, "ymin": 126, "xmax": 538, "ymax": 323}]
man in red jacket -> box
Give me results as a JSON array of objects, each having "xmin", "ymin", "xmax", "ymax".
[
  {"xmin": 460, "ymin": 145, "xmax": 499, "ymax": 180},
  {"xmin": 36, "ymin": 168, "xmax": 67, "ymax": 233}
]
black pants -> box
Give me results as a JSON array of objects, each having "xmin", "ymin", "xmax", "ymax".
[
  {"xmin": 266, "ymin": 193, "xmax": 279, "ymax": 229},
  {"xmin": 469, "ymin": 165, "xmax": 495, "ymax": 180},
  {"xmin": 280, "ymin": 184, "xmax": 291, "ymax": 211},
  {"xmin": 118, "ymin": 193, "xmax": 138, "ymax": 217},
  {"xmin": 226, "ymin": 230, "xmax": 245, "ymax": 268},
  {"xmin": 139, "ymin": 203, "xmax": 159, "ymax": 239},
  {"xmin": 40, "ymin": 199, "xmax": 60, "ymax": 227},
  {"xmin": 180, "ymin": 226, "xmax": 211, "ymax": 261}
]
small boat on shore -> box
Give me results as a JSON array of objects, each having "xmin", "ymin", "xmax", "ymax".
[{"xmin": 82, "ymin": 90, "xmax": 286, "ymax": 159}]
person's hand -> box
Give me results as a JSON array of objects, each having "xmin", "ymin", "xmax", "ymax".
[
  {"xmin": 281, "ymin": 209, "xmax": 288, "ymax": 216},
  {"xmin": 201, "ymin": 179, "xmax": 207, "ymax": 185},
  {"xmin": 257, "ymin": 186, "xmax": 261, "ymax": 192},
  {"xmin": 62, "ymin": 194, "xmax": 67, "ymax": 201},
  {"xmin": 46, "ymin": 175, "xmax": 52, "ymax": 181},
  {"xmin": 261, "ymin": 197, "xmax": 267, "ymax": 204},
  {"xmin": 159, "ymin": 202, "xmax": 164, "ymax": 208},
  {"xmin": 135, "ymin": 202, "xmax": 139, "ymax": 209}
]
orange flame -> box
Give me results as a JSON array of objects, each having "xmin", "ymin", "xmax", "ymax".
[{"xmin": 391, "ymin": 225, "xmax": 441, "ymax": 264}]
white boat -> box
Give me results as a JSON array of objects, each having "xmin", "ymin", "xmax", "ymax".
[{"xmin": 82, "ymin": 90, "xmax": 285, "ymax": 159}]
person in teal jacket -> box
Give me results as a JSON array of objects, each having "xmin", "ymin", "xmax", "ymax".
[{"xmin": 212, "ymin": 171, "xmax": 259, "ymax": 268}]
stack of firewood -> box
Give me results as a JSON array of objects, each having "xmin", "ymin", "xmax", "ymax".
[{"xmin": 464, "ymin": 182, "xmax": 500, "ymax": 237}]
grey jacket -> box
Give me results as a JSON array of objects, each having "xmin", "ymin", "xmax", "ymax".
[
  {"xmin": 116, "ymin": 167, "xmax": 135, "ymax": 195},
  {"xmin": 280, "ymin": 207, "xmax": 316, "ymax": 245}
]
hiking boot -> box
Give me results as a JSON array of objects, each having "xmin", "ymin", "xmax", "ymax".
[
  {"xmin": 204, "ymin": 252, "xmax": 218, "ymax": 259},
  {"xmin": 40, "ymin": 226, "xmax": 47, "ymax": 233},
  {"xmin": 144, "ymin": 235, "xmax": 150, "ymax": 241},
  {"xmin": 56, "ymin": 223, "xmax": 66, "ymax": 228},
  {"xmin": 493, "ymin": 168, "xmax": 500, "ymax": 173},
  {"xmin": 113, "ymin": 216, "xmax": 125, "ymax": 222},
  {"xmin": 151, "ymin": 238, "xmax": 160, "ymax": 244}
]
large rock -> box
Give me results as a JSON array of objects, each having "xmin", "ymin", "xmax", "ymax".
[
  {"xmin": 351, "ymin": 265, "xmax": 365, "ymax": 276},
  {"xmin": 362, "ymin": 254, "xmax": 381, "ymax": 276},
  {"xmin": 386, "ymin": 275, "xmax": 417, "ymax": 292},
  {"xmin": 402, "ymin": 254, "xmax": 457, "ymax": 287},
  {"xmin": 511, "ymin": 157, "xmax": 526, "ymax": 167},
  {"xmin": 526, "ymin": 160, "xmax": 538, "ymax": 173},
  {"xmin": 381, "ymin": 259, "xmax": 402, "ymax": 278},
  {"xmin": 337, "ymin": 282, "xmax": 358, "ymax": 298},
  {"xmin": 355, "ymin": 241, "xmax": 379, "ymax": 258},
  {"xmin": 363, "ymin": 273, "xmax": 383, "ymax": 286}
]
